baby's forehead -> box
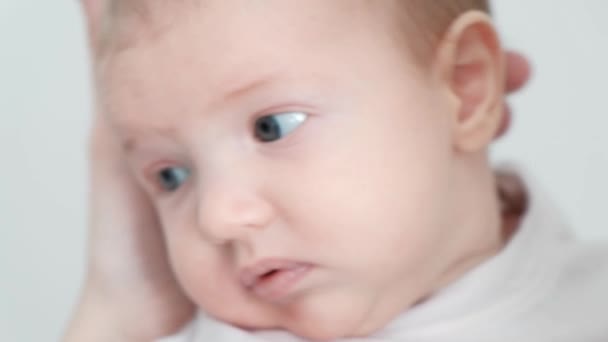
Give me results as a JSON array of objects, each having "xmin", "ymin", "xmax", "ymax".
[
  {"xmin": 102, "ymin": 42, "xmax": 364, "ymax": 133},
  {"xmin": 99, "ymin": 0, "xmax": 489, "ymax": 67},
  {"xmin": 100, "ymin": 1, "xmax": 406, "ymax": 94},
  {"xmin": 99, "ymin": 1, "xmax": 416, "ymax": 64}
]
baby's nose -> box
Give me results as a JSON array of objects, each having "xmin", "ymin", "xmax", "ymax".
[{"xmin": 195, "ymin": 181, "xmax": 275, "ymax": 245}]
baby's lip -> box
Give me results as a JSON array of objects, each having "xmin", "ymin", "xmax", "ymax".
[
  {"xmin": 238, "ymin": 258, "xmax": 314, "ymax": 301},
  {"xmin": 239, "ymin": 258, "xmax": 310, "ymax": 289}
]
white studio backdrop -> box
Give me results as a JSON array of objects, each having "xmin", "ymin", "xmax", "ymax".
[{"xmin": 0, "ymin": 1, "xmax": 607, "ymax": 340}]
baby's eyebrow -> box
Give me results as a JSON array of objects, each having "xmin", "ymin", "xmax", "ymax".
[
  {"xmin": 218, "ymin": 72, "xmax": 284, "ymax": 103},
  {"xmin": 118, "ymin": 126, "xmax": 178, "ymax": 154}
]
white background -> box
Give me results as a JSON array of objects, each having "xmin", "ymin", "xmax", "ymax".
[{"xmin": 1, "ymin": 1, "xmax": 607, "ymax": 340}]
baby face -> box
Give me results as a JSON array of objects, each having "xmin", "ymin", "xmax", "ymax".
[{"xmin": 102, "ymin": 1, "xmax": 469, "ymax": 339}]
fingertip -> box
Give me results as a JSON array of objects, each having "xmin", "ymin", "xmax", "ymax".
[{"xmin": 505, "ymin": 51, "xmax": 532, "ymax": 93}]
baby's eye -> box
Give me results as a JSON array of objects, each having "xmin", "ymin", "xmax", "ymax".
[
  {"xmin": 155, "ymin": 166, "xmax": 191, "ymax": 192},
  {"xmin": 254, "ymin": 112, "xmax": 307, "ymax": 142}
]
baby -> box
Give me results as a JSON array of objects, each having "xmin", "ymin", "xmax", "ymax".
[{"xmin": 66, "ymin": 1, "xmax": 608, "ymax": 341}]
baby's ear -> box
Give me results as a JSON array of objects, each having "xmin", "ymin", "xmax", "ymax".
[{"xmin": 434, "ymin": 11, "xmax": 506, "ymax": 152}]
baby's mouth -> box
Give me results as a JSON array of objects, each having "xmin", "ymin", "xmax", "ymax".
[{"xmin": 239, "ymin": 259, "xmax": 313, "ymax": 302}]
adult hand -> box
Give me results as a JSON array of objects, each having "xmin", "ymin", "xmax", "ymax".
[
  {"xmin": 64, "ymin": 1, "xmax": 195, "ymax": 340},
  {"xmin": 497, "ymin": 51, "xmax": 532, "ymax": 138},
  {"xmin": 64, "ymin": 112, "xmax": 195, "ymax": 342}
]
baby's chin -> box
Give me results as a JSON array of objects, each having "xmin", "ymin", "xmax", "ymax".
[
  {"xmin": 231, "ymin": 288, "xmax": 388, "ymax": 341},
  {"xmin": 284, "ymin": 295, "xmax": 383, "ymax": 341},
  {"xmin": 285, "ymin": 317, "xmax": 371, "ymax": 342}
]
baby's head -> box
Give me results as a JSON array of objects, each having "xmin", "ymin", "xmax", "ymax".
[{"xmin": 96, "ymin": 0, "xmax": 506, "ymax": 339}]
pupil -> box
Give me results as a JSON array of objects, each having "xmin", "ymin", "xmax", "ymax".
[
  {"xmin": 160, "ymin": 170, "xmax": 177, "ymax": 190},
  {"xmin": 260, "ymin": 122, "xmax": 270, "ymax": 133},
  {"xmin": 256, "ymin": 116, "xmax": 281, "ymax": 142}
]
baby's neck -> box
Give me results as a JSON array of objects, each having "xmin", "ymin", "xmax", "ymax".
[{"xmin": 427, "ymin": 159, "xmax": 527, "ymax": 297}]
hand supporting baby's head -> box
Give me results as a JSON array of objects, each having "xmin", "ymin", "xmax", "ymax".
[{"xmin": 92, "ymin": 1, "xmax": 508, "ymax": 340}]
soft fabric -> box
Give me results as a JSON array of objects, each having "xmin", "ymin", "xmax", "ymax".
[{"xmin": 158, "ymin": 168, "xmax": 608, "ymax": 342}]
